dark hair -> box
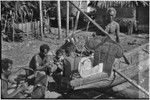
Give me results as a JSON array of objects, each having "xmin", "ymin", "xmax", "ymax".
[
  {"xmin": 2, "ymin": 58, "xmax": 13, "ymax": 71},
  {"xmin": 40, "ymin": 44, "xmax": 50, "ymax": 53},
  {"xmin": 56, "ymin": 49, "xmax": 64, "ymax": 56}
]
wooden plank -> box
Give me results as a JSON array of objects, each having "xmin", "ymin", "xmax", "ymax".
[{"xmin": 57, "ymin": 0, "xmax": 62, "ymax": 39}]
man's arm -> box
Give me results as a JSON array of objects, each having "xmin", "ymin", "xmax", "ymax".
[
  {"xmin": 2, "ymin": 80, "xmax": 26, "ymax": 98},
  {"xmin": 115, "ymin": 23, "xmax": 120, "ymax": 43},
  {"xmin": 35, "ymin": 56, "xmax": 47, "ymax": 71}
]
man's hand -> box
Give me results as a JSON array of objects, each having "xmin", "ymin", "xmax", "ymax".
[{"xmin": 17, "ymin": 82, "xmax": 28, "ymax": 92}]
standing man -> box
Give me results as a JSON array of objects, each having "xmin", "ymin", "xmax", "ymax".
[
  {"xmin": 96, "ymin": 7, "xmax": 120, "ymax": 43},
  {"xmin": 105, "ymin": 7, "xmax": 120, "ymax": 43}
]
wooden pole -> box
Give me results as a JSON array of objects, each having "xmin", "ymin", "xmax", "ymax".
[
  {"xmin": 86, "ymin": 21, "xmax": 90, "ymax": 31},
  {"xmin": 12, "ymin": 11, "xmax": 15, "ymax": 42},
  {"xmin": 69, "ymin": 1, "xmax": 110, "ymax": 38},
  {"xmin": 113, "ymin": 68, "xmax": 150, "ymax": 96},
  {"xmin": 57, "ymin": 0, "xmax": 62, "ymax": 39},
  {"xmin": 69, "ymin": 1, "xmax": 130, "ymax": 65},
  {"xmin": 66, "ymin": 1, "xmax": 69, "ymax": 37},
  {"xmin": 39, "ymin": 0, "xmax": 44, "ymax": 39},
  {"xmin": 0, "ymin": 1, "xmax": 1, "ymax": 21},
  {"xmin": 73, "ymin": 0, "xmax": 82, "ymax": 33}
]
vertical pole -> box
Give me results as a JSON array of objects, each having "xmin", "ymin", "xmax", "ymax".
[
  {"xmin": 73, "ymin": 1, "xmax": 82, "ymax": 33},
  {"xmin": 39, "ymin": 0, "xmax": 44, "ymax": 39},
  {"xmin": 0, "ymin": 1, "xmax": 1, "ymax": 21},
  {"xmin": 11, "ymin": 11, "xmax": 15, "ymax": 42},
  {"xmin": 66, "ymin": 1, "xmax": 69, "ymax": 37},
  {"xmin": 57, "ymin": 0, "xmax": 62, "ymax": 39}
]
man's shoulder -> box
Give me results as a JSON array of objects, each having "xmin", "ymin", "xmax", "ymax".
[{"xmin": 113, "ymin": 21, "xmax": 119, "ymax": 25}]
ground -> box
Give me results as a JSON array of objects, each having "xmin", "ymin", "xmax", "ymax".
[
  {"xmin": 2, "ymin": 31, "xmax": 148, "ymax": 68},
  {"xmin": 1, "ymin": 31, "xmax": 149, "ymax": 98}
]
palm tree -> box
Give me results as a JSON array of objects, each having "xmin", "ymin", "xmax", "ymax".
[{"xmin": 1, "ymin": 1, "xmax": 38, "ymax": 41}]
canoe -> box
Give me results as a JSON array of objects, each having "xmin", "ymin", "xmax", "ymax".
[{"xmin": 69, "ymin": 43, "xmax": 149, "ymax": 90}]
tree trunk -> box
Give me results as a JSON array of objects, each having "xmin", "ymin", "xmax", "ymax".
[
  {"xmin": 57, "ymin": 0, "xmax": 62, "ymax": 39},
  {"xmin": 12, "ymin": 12, "xmax": 15, "ymax": 42},
  {"xmin": 66, "ymin": 1, "xmax": 69, "ymax": 37},
  {"xmin": 39, "ymin": 0, "xmax": 44, "ymax": 39}
]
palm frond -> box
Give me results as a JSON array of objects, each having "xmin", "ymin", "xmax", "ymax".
[{"xmin": 89, "ymin": 1, "xmax": 149, "ymax": 8}]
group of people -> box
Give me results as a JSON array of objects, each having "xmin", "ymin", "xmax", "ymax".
[{"xmin": 1, "ymin": 7, "xmax": 124, "ymax": 99}]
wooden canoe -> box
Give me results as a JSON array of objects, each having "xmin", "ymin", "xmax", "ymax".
[{"xmin": 69, "ymin": 43, "xmax": 149, "ymax": 90}]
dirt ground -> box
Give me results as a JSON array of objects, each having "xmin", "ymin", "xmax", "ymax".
[{"xmin": 2, "ymin": 31, "xmax": 149, "ymax": 69}]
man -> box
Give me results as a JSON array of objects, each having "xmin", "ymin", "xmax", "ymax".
[
  {"xmin": 1, "ymin": 58, "xmax": 27, "ymax": 98},
  {"xmin": 105, "ymin": 7, "xmax": 120, "ymax": 43},
  {"xmin": 96, "ymin": 7, "xmax": 120, "ymax": 43},
  {"xmin": 28, "ymin": 44, "xmax": 56, "ymax": 98}
]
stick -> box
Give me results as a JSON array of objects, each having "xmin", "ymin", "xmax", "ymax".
[
  {"xmin": 69, "ymin": 1, "xmax": 130, "ymax": 65},
  {"xmin": 113, "ymin": 68, "xmax": 149, "ymax": 96},
  {"xmin": 86, "ymin": 21, "xmax": 90, "ymax": 32}
]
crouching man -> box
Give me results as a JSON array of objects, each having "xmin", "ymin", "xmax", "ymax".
[{"xmin": 84, "ymin": 35, "xmax": 123, "ymax": 77}]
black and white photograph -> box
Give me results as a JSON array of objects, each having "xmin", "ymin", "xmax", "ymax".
[{"xmin": 1, "ymin": 0, "xmax": 149, "ymax": 99}]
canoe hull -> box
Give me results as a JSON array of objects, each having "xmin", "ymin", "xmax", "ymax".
[{"xmin": 70, "ymin": 43, "xmax": 149, "ymax": 90}]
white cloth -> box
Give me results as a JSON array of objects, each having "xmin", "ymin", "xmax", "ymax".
[
  {"xmin": 45, "ymin": 91, "xmax": 61, "ymax": 98},
  {"xmin": 78, "ymin": 57, "xmax": 103, "ymax": 78}
]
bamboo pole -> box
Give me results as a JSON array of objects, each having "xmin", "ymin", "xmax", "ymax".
[
  {"xmin": 69, "ymin": 1, "xmax": 130, "ymax": 65},
  {"xmin": 0, "ymin": 1, "xmax": 2, "ymax": 21},
  {"xmin": 73, "ymin": 0, "xmax": 82, "ymax": 33},
  {"xmin": 57, "ymin": 0, "xmax": 62, "ymax": 39},
  {"xmin": 86, "ymin": 21, "xmax": 90, "ymax": 31},
  {"xmin": 39, "ymin": 0, "xmax": 44, "ymax": 39},
  {"xmin": 66, "ymin": 1, "xmax": 69, "ymax": 37},
  {"xmin": 12, "ymin": 11, "xmax": 15, "ymax": 42},
  {"xmin": 113, "ymin": 68, "xmax": 149, "ymax": 96}
]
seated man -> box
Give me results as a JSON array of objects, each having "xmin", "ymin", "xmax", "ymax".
[
  {"xmin": 28, "ymin": 44, "xmax": 57, "ymax": 98},
  {"xmin": 1, "ymin": 58, "xmax": 27, "ymax": 98}
]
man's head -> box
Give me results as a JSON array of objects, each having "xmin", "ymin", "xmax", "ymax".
[
  {"xmin": 40, "ymin": 44, "xmax": 50, "ymax": 56},
  {"xmin": 106, "ymin": 7, "xmax": 116, "ymax": 22},
  {"xmin": 55, "ymin": 49, "xmax": 65, "ymax": 61},
  {"xmin": 2, "ymin": 58, "xmax": 13, "ymax": 74}
]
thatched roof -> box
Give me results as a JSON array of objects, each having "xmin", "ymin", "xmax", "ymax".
[{"xmin": 88, "ymin": 1, "xmax": 149, "ymax": 8}]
